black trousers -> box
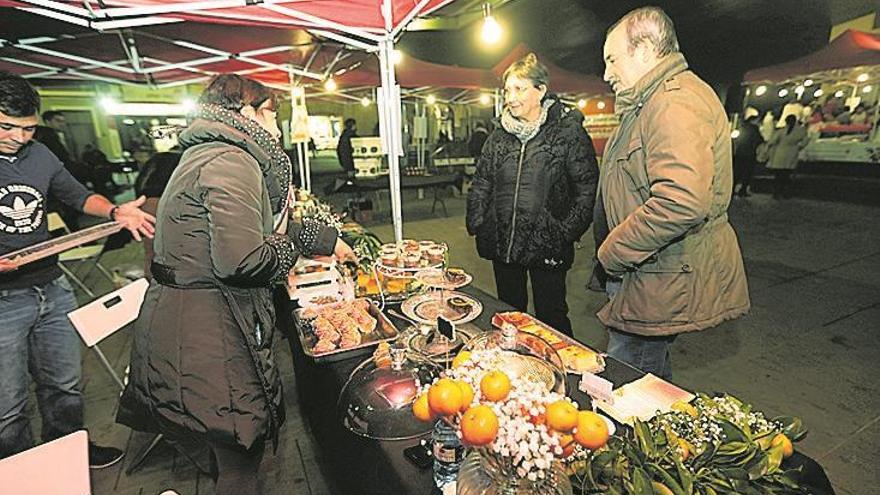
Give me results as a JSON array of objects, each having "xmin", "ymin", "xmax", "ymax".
[
  {"xmin": 773, "ymin": 169, "xmax": 793, "ymax": 198},
  {"xmin": 492, "ymin": 260, "xmax": 572, "ymax": 337}
]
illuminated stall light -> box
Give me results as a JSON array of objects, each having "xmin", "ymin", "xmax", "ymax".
[
  {"xmin": 597, "ymin": 101, "xmax": 606, "ymax": 110},
  {"xmin": 813, "ymin": 89, "xmax": 823, "ymax": 98},
  {"xmin": 324, "ymin": 78, "xmax": 337, "ymax": 92},
  {"xmin": 863, "ymin": 85, "xmax": 874, "ymax": 94},
  {"xmin": 426, "ymin": 95, "xmax": 437, "ymax": 105},
  {"xmin": 360, "ymin": 97, "xmax": 371, "ymax": 106},
  {"xmin": 856, "ymin": 73, "xmax": 869, "ymax": 83},
  {"xmin": 778, "ymin": 88, "xmax": 789, "ymax": 97},
  {"xmin": 804, "ymin": 79, "xmax": 813, "ymax": 87},
  {"xmin": 478, "ymin": 93, "xmax": 491, "ymax": 105},
  {"xmin": 755, "ymin": 85, "xmax": 767, "ymax": 96}
]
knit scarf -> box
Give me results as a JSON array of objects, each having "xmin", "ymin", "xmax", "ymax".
[
  {"xmin": 193, "ymin": 104, "xmax": 291, "ymax": 216},
  {"xmin": 501, "ymin": 98, "xmax": 555, "ymax": 143}
]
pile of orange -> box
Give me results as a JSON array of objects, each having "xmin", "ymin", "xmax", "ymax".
[{"xmin": 411, "ymin": 370, "xmax": 611, "ymax": 452}]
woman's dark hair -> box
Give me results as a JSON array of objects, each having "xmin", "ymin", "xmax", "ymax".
[
  {"xmin": 344, "ymin": 118, "xmax": 356, "ymax": 130},
  {"xmin": 0, "ymin": 71, "xmax": 40, "ymax": 117},
  {"xmin": 198, "ymin": 74, "xmax": 275, "ymax": 111},
  {"xmin": 785, "ymin": 114, "xmax": 797, "ymax": 133}
]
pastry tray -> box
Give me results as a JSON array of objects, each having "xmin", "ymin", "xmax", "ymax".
[
  {"xmin": 491, "ymin": 311, "xmax": 605, "ymax": 374},
  {"xmin": 294, "ymin": 300, "xmax": 399, "ymax": 363}
]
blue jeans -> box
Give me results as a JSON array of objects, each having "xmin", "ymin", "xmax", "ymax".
[
  {"xmin": 0, "ymin": 276, "xmax": 84, "ymax": 458},
  {"xmin": 605, "ymin": 280, "xmax": 676, "ymax": 380}
]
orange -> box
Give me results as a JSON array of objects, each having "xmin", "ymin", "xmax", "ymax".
[
  {"xmin": 460, "ymin": 405, "xmax": 499, "ymax": 446},
  {"xmin": 676, "ymin": 437, "xmax": 690, "ymax": 461},
  {"xmin": 771, "ymin": 433, "xmax": 794, "ymax": 459},
  {"xmin": 455, "ymin": 380, "xmax": 475, "ymax": 412},
  {"xmin": 558, "ymin": 433, "xmax": 577, "ymax": 458},
  {"xmin": 651, "ymin": 481, "xmax": 675, "ymax": 495},
  {"xmin": 428, "ymin": 378, "xmax": 463, "ymax": 416},
  {"xmin": 480, "ymin": 370, "xmax": 511, "ymax": 402},
  {"xmin": 412, "ymin": 393, "xmax": 435, "ymax": 422},
  {"xmin": 452, "ymin": 351, "xmax": 473, "ymax": 368},
  {"xmin": 573, "ymin": 411, "xmax": 609, "ymax": 450},
  {"xmin": 545, "ymin": 400, "xmax": 579, "ymax": 433}
]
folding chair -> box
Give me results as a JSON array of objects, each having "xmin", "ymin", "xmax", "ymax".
[
  {"xmin": 0, "ymin": 430, "xmax": 90, "ymax": 494},
  {"xmin": 67, "ymin": 278, "xmax": 162, "ymax": 474},
  {"xmin": 47, "ymin": 212, "xmax": 115, "ymax": 297}
]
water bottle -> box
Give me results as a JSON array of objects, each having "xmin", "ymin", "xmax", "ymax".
[{"xmin": 432, "ymin": 419, "xmax": 463, "ymax": 488}]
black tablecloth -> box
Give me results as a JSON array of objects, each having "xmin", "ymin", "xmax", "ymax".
[{"xmin": 278, "ymin": 286, "xmax": 834, "ymax": 495}]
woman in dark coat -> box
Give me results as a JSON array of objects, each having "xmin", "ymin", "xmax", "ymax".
[
  {"xmin": 466, "ymin": 54, "xmax": 599, "ymax": 337},
  {"xmin": 117, "ymin": 75, "xmax": 352, "ymax": 493}
]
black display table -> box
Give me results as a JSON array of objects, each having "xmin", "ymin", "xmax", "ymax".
[{"xmin": 278, "ymin": 285, "xmax": 834, "ymax": 495}]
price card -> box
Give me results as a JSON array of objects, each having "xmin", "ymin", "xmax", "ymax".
[
  {"xmin": 437, "ymin": 316, "xmax": 456, "ymax": 341},
  {"xmin": 579, "ymin": 372, "xmax": 614, "ymax": 404}
]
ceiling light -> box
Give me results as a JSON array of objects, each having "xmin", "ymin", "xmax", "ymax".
[
  {"xmin": 731, "ymin": 129, "xmax": 741, "ymax": 139},
  {"xmin": 426, "ymin": 95, "xmax": 437, "ymax": 105},
  {"xmin": 360, "ymin": 97, "xmax": 371, "ymax": 106},
  {"xmin": 813, "ymin": 89, "xmax": 823, "ymax": 98},
  {"xmin": 576, "ymin": 99, "xmax": 586, "ymax": 109},
  {"xmin": 478, "ymin": 93, "xmax": 491, "ymax": 105},
  {"xmin": 863, "ymin": 85, "xmax": 873, "ymax": 94},
  {"xmin": 856, "ymin": 73, "xmax": 869, "ymax": 83},
  {"xmin": 834, "ymin": 90, "xmax": 844, "ymax": 98},
  {"xmin": 324, "ymin": 78, "xmax": 337, "ymax": 92},
  {"xmin": 481, "ymin": 4, "xmax": 502, "ymax": 45},
  {"xmin": 777, "ymin": 89, "xmax": 789, "ymax": 97},
  {"xmin": 755, "ymin": 85, "xmax": 767, "ymax": 96},
  {"xmin": 100, "ymin": 96, "xmax": 118, "ymax": 111},
  {"xmin": 804, "ymin": 79, "xmax": 813, "ymax": 87},
  {"xmin": 597, "ymin": 101, "xmax": 606, "ymax": 110}
]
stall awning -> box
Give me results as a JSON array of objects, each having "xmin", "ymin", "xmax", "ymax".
[{"xmin": 743, "ymin": 30, "xmax": 880, "ymax": 84}]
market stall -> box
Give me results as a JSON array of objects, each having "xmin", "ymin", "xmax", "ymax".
[
  {"xmin": 278, "ymin": 270, "xmax": 836, "ymax": 495},
  {"xmin": 743, "ymin": 30, "xmax": 880, "ymax": 165}
]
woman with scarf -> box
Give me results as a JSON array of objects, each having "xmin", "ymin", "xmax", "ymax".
[
  {"xmin": 466, "ymin": 54, "xmax": 599, "ymax": 337},
  {"xmin": 117, "ymin": 75, "xmax": 353, "ymax": 493}
]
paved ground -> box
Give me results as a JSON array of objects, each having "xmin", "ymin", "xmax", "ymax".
[{"xmin": 35, "ymin": 159, "xmax": 879, "ymax": 494}]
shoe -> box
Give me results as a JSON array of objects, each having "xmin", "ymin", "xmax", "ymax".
[{"xmin": 89, "ymin": 443, "xmax": 125, "ymax": 469}]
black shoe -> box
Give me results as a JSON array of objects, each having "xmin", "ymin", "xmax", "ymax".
[{"xmin": 89, "ymin": 443, "xmax": 125, "ymax": 469}]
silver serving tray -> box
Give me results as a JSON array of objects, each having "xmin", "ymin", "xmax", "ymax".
[{"xmin": 295, "ymin": 300, "xmax": 399, "ymax": 363}]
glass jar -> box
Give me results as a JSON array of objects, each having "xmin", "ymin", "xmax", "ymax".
[{"xmin": 457, "ymin": 450, "xmax": 572, "ymax": 495}]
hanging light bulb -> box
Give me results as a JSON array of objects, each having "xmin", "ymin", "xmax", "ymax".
[
  {"xmin": 324, "ymin": 78, "xmax": 337, "ymax": 92},
  {"xmin": 755, "ymin": 85, "xmax": 767, "ymax": 96},
  {"xmin": 478, "ymin": 93, "xmax": 491, "ymax": 105},
  {"xmin": 360, "ymin": 97, "xmax": 371, "ymax": 106},
  {"xmin": 597, "ymin": 101, "xmax": 606, "ymax": 110},
  {"xmin": 856, "ymin": 73, "xmax": 869, "ymax": 83},
  {"xmin": 481, "ymin": 4, "xmax": 502, "ymax": 45},
  {"xmin": 576, "ymin": 99, "xmax": 586, "ymax": 109},
  {"xmin": 426, "ymin": 95, "xmax": 437, "ymax": 105}
]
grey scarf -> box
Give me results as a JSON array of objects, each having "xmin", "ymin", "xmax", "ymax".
[{"xmin": 501, "ymin": 99, "xmax": 555, "ymax": 143}]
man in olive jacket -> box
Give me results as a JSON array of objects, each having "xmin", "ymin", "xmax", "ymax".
[{"xmin": 596, "ymin": 7, "xmax": 749, "ymax": 379}]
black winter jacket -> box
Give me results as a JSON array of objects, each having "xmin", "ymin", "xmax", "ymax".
[{"xmin": 466, "ymin": 98, "xmax": 599, "ymax": 270}]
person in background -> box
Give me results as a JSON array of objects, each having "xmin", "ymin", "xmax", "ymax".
[
  {"xmin": 467, "ymin": 53, "xmax": 599, "ymax": 337},
  {"xmin": 117, "ymin": 74, "xmax": 354, "ymax": 494},
  {"xmin": 850, "ymin": 104, "xmax": 868, "ymax": 125},
  {"xmin": 766, "ymin": 114, "xmax": 809, "ymax": 199},
  {"xmin": 336, "ymin": 118, "xmax": 357, "ymax": 175},
  {"xmin": 596, "ymin": 7, "xmax": 749, "ymax": 379},
  {"xmin": 0, "ymin": 71, "xmax": 155, "ymax": 466},
  {"xmin": 732, "ymin": 114, "xmax": 763, "ymax": 198},
  {"xmin": 133, "ymin": 149, "xmax": 182, "ymax": 279},
  {"xmin": 34, "ymin": 110, "xmax": 87, "ymax": 229},
  {"xmin": 759, "ymin": 110, "xmax": 776, "ymax": 142},
  {"xmin": 467, "ymin": 120, "xmax": 489, "ymax": 161},
  {"xmin": 81, "ymin": 143, "xmax": 119, "ymax": 198}
]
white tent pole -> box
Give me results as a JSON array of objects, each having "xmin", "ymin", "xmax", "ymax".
[{"xmin": 378, "ymin": 37, "xmax": 403, "ymax": 242}]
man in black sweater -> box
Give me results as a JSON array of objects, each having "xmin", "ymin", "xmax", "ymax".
[{"xmin": 0, "ymin": 71, "xmax": 155, "ymax": 467}]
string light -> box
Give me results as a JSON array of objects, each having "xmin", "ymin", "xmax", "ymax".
[{"xmin": 481, "ymin": 4, "xmax": 502, "ymax": 45}]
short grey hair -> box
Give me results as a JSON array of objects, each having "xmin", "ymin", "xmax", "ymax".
[{"xmin": 609, "ymin": 6, "xmax": 680, "ymax": 57}]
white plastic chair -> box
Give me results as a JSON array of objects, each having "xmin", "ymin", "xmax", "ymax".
[
  {"xmin": 67, "ymin": 278, "xmax": 162, "ymax": 474},
  {"xmin": 47, "ymin": 212, "xmax": 116, "ymax": 297},
  {"xmin": 0, "ymin": 430, "xmax": 90, "ymax": 494}
]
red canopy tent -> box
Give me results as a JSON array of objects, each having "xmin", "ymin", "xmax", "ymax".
[
  {"xmin": 744, "ymin": 30, "xmax": 880, "ymax": 83},
  {"xmin": 492, "ymin": 43, "xmax": 610, "ymax": 96},
  {"xmin": 1, "ymin": 0, "xmax": 467, "ymax": 241}
]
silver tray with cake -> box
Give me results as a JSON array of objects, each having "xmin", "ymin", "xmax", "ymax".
[{"xmin": 295, "ymin": 298, "xmax": 400, "ymax": 363}]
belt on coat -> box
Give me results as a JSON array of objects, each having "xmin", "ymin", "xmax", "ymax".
[{"xmin": 151, "ymin": 262, "xmax": 217, "ymax": 289}]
